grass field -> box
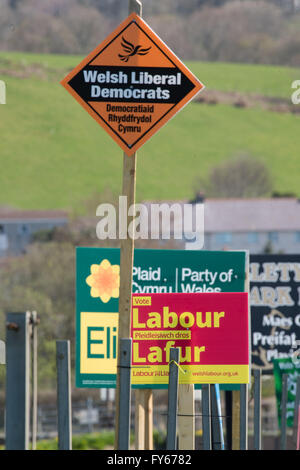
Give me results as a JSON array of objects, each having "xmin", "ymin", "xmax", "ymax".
[
  {"xmin": 1, "ymin": 51, "xmax": 298, "ymax": 98},
  {"xmin": 0, "ymin": 51, "xmax": 299, "ymax": 211}
]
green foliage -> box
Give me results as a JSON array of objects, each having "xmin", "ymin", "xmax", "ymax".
[
  {"xmin": 1, "ymin": 1, "xmax": 300, "ymax": 66},
  {"xmin": 32, "ymin": 228, "xmax": 56, "ymax": 243},
  {"xmin": 264, "ymin": 240, "xmax": 274, "ymax": 254},
  {"xmin": 196, "ymin": 153, "xmax": 273, "ymax": 198},
  {"xmin": 0, "ymin": 242, "xmax": 76, "ymax": 388},
  {"xmin": 36, "ymin": 437, "xmax": 58, "ymax": 450},
  {"xmin": 153, "ymin": 430, "xmax": 167, "ymax": 450},
  {"xmin": 35, "ymin": 431, "xmax": 115, "ymax": 450},
  {"xmin": 72, "ymin": 431, "xmax": 115, "ymax": 450},
  {"xmin": 262, "ymin": 376, "xmax": 276, "ymax": 398}
]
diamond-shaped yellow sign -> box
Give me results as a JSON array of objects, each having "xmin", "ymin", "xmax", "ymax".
[{"xmin": 61, "ymin": 13, "xmax": 204, "ymax": 155}]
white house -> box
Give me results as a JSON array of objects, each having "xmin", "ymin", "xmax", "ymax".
[{"xmin": 140, "ymin": 198, "xmax": 300, "ymax": 254}]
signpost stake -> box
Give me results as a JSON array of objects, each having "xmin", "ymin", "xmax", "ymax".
[
  {"xmin": 240, "ymin": 384, "xmax": 248, "ymax": 450},
  {"xmin": 232, "ymin": 390, "xmax": 241, "ymax": 449},
  {"xmin": 5, "ymin": 312, "xmax": 30, "ymax": 450},
  {"xmin": 253, "ymin": 369, "xmax": 262, "ymax": 450},
  {"xmin": 56, "ymin": 340, "xmax": 72, "ymax": 450},
  {"xmin": 135, "ymin": 388, "xmax": 153, "ymax": 450},
  {"xmin": 202, "ymin": 384, "xmax": 211, "ymax": 450},
  {"xmin": 166, "ymin": 348, "xmax": 180, "ymax": 450},
  {"xmin": 280, "ymin": 373, "xmax": 288, "ymax": 450},
  {"xmin": 115, "ymin": 0, "xmax": 141, "ymax": 449},
  {"xmin": 134, "ymin": 389, "xmax": 145, "ymax": 450},
  {"xmin": 118, "ymin": 338, "xmax": 132, "ymax": 450},
  {"xmin": 144, "ymin": 389, "xmax": 153, "ymax": 450},
  {"xmin": 178, "ymin": 384, "xmax": 195, "ymax": 450}
]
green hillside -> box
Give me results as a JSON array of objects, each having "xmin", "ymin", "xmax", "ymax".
[{"xmin": 0, "ymin": 52, "xmax": 299, "ymax": 211}]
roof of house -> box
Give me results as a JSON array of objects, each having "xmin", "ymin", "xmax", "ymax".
[
  {"xmin": 141, "ymin": 198, "xmax": 300, "ymax": 233},
  {"xmin": 204, "ymin": 198, "xmax": 300, "ymax": 232},
  {"xmin": 0, "ymin": 209, "xmax": 68, "ymax": 223}
]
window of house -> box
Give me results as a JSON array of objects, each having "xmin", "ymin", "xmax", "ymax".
[
  {"xmin": 268, "ymin": 232, "xmax": 279, "ymax": 243},
  {"xmin": 215, "ymin": 232, "xmax": 232, "ymax": 245},
  {"xmin": 247, "ymin": 232, "xmax": 259, "ymax": 244},
  {"xmin": 0, "ymin": 225, "xmax": 8, "ymax": 251},
  {"xmin": 18, "ymin": 224, "xmax": 30, "ymax": 235}
]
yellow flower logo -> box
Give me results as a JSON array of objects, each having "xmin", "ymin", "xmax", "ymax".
[{"xmin": 86, "ymin": 259, "xmax": 120, "ymax": 303}]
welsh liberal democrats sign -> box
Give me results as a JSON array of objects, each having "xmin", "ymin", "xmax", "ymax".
[{"xmin": 61, "ymin": 13, "xmax": 204, "ymax": 154}]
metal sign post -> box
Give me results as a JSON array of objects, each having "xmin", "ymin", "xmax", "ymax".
[
  {"xmin": 6, "ymin": 312, "xmax": 31, "ymax": 450},
  {"xmin": 202, "ymin": 384, "xmax": 211, "ymax": 450},
  {"xmin": 166, "ymin": 348, "xmax": 180, "ymax": 450},
  {"xmin": 254, "ymin": 369, "xmax": 262, "ymax": 450},
  {"xmin": 210, "ymin": 384, "xmax": 225, "ymax": 450},
  {"xmin": 56, "ymin": 340, "xmax": 72, "ymax": 450},
  {"xmin": 118, "ymin": 338, "xmax": 132, "ymax": 450},
  {"xmin": 30, "ymin": 311, "xmax": 38, "ymax": 451}
]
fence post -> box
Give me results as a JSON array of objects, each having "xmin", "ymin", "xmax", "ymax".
[
  {"xmin": 144, "ymin": 389, "xmax": 153, "ymax": 450},
  {"xmin": 30, "ymin": 311, "xmax": 38, "ymax": 450},
  {"xmin": 56, "ymin": 340, "xmax": 72, "ymax": 450},
  {"xmin": 134, "ymin": 389, "xmax": 145, "ymax": 449},
  {"xmin": 253, "ymin": 369, "xmax": 262, "ymax": 450},
  {"xmin": 225, "ymin": 390, "xmax": 232, "ymax": 450},
  {"xmin": 210, "ymin": 384, "xmax": 224, "ymax": 450},
  {"xmin": 202, "ymin": 384, "xmax": 211, "ymax": 450},
  {"xmin": 0, "ymin": 340, "xmax": 5, "ymax": 365},
  {"xmin": 117, "ymin": 338, "xmax": 132, "ymax": 450},
  {"xmin": 166, "ymin": 347, "xmax": 180, "ymax": 450},
  {"xmin": 178, "ymin": 384, "xmax": 195, "ymax": 450},
  {"xmin": 240, "ymin": 384, "xmax": 248, "ymax": 450},
  {"xmin": 5, "ymin": 312, "xmax": 31, "ymax": 450},
  {"xmin": 280, "ymin": 373, "xmax": 288, "ymax": 450},
  {"xmin": 87, "ymin": 397, "xmax": 94, "ymax": 434}
]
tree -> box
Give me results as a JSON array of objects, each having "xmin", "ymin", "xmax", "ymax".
[
  {"xmin": 0, "ymin": 241, "xmax": 78, "ymax": 387},
  {"xmin": 195, "ymin": 153, "xmax": 273, "ymax": 198},
  {"xmin": 9, "ymin": 0, "xmax": 21, "ymax": 8},
  {"xmin": 84, "ymin": 0, "xmax": 127, "ymax": 18},
  {"xmin": 187, "ymin": 1, "xmax": 283, "ymax": 62},
  {"xmin": 62, "ymin": 5, "xmax": 111, "ymax": 53},
  {"xmin": 8, "ymin": 6, "xmax": 78, "ymax": 54}
]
